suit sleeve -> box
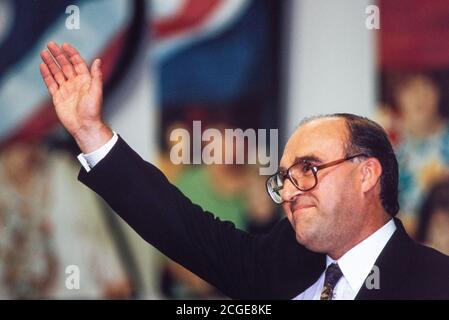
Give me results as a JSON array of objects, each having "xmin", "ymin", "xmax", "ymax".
[{"xmin": 77, "ymin": 136, "xmax": 269, "ymax": 298}]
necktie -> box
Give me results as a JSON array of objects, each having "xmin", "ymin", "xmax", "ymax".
[{"xmin": 320, "ymin": 263, "xmax": 343, "ymax": 300}]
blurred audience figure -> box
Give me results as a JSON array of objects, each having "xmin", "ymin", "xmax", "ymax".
[
  {"xmin": 375, "ymin": 103, "xmax": 402, "ymax": 147},
  {"xmin": 0, "ymin": 139, "xmax": 132, "ymax": 299},
  {"xmin": 392, "ymin": 73, "xmax": 449, "ymax": 235},
  {"xmin": 0, "ymin": 141, "xmax": 57, "ymax": 299},
  {"xmin": 156, "ymin": 121, "xmax": 190, "ymax": 184},
  {"xmin": 416, "ymin": 179, "xmax": 449, "ymax": 256}
]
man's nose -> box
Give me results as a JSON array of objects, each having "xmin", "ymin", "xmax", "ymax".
[{"xmin": 281, "ymin": 178, "xmax": 304, "ymax": 202}]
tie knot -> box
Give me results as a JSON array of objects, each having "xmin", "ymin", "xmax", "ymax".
[
  {"xmin": 320, "ymin": 263, "xmax": 343, "ymax": 300},
  {"xmin": 324, "ymin": 263, "xmax": 343, "ymax": 287},
  {"xmin": 324, "ymin": 263, "xmax": 343, "ymax": 288}
]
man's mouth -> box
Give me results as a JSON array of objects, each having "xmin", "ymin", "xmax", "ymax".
[{"xmin": 292, "ymin": 204, "xmax": 315, "ymax": 215}]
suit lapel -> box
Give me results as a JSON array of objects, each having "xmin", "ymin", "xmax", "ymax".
[{"xmin": 355, "ymin": 218, "xmax": 414, "ymax": 299}]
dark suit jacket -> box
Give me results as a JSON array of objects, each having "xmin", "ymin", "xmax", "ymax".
[{"xmin": 78, "ymin": 137, "xmax": 449, "ymax": 299}]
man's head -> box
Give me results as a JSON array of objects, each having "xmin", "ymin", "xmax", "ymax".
[{"xmin": 277, "ymin": 114, "xmax": 399, "ymax": 258}]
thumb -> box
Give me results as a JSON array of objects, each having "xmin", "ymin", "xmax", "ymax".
[{"xmin": 89, "ymin": 58, "xmax": 103, "ymax": 98}]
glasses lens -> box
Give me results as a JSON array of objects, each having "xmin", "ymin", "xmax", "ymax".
[
  {"xmin": 289, "ymin": 162, "xmax": 316, "ymax": 191},
  {"xmin": 266, "ymin": 174, "xmax": 283, "ymax": 204}
]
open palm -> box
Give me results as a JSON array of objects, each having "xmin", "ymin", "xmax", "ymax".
[{"xmin": 40, "ymin": 42, "xmax": 103, "ymax": 137}]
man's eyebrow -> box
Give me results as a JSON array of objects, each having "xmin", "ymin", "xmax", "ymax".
[
  {"xmin": 279, "ymin": 155, "xmax": 323, "ymax": 171},
  {"xmin": 295, "ymin": 155, "xmax": 323, "ymax": 164}
]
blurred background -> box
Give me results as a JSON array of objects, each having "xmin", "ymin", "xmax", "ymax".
[{"xmin": 0, "ymin": 0, "xmax": 448, "ymax": 299}]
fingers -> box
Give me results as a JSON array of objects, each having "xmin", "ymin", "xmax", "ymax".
[
  {"xmin": 40, "ymin": 41, "xmax": 101, "ymax": 98},
  {"xmin": 61, "ymin": 42, "xmax": 90, "ymax": 75},
  {"xmin": 47, "ymin": 41, "xmax": 76, "ymax": 79},
  {"xmin": 40, "ymin": 49, "xmax": 66, "ymax": 86},
  {"xmin": 39, "ymin": 63, "xmax": 58, "ymax": 95},
  {"xmin": 89, "ymin": 59, "xmax": 103, "ymax": 98}
]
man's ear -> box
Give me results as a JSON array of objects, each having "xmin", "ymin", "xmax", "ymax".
[{"xmin": 360, "ymin": 158, "xmax": 382, "ymax": 193}]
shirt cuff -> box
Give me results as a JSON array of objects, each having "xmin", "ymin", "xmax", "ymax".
[{"xmin": 77, "ymin": 132, "xmax": 118, "ymax": 172}]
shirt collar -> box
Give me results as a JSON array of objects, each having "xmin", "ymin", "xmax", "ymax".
[{"xmin": 326, "ymin": 219, "xmax": 397, "ymax": 293}]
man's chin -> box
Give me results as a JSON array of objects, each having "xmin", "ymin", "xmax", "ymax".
[
  {"xmin": 295, "ymin": 232, "xmax": 328, "ymax": 253},
  {"xmin": 293, "ymin": 221, "xmax": 326, "ymax": 252},
  {"xmin": 293, "ymin": 222, "xmax": 312, "ymax": 245}
]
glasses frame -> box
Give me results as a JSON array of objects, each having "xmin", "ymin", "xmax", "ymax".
[{"xmin": 266, "ymin": 153, "xmax": 368, "ymax": 203}]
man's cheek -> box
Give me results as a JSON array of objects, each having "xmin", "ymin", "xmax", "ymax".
[
  {"xmin": 282, "ymin": 206, "xmax": 293, "ymax": 223},
  {"xmin": 282, "ymin": 203, "xmax": 290, "ymax": 215}
]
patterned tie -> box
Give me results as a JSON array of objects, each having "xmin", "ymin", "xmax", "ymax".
[{"xmin": 320, "ymin": 263, "xmax": 343, "ymax": 300}]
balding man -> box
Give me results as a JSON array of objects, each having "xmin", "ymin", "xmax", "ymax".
[{"xmin": 40, "ymin": 42, "xmax": 449, "ymax": 299}]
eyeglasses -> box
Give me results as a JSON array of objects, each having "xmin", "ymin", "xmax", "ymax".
[{"xmin": 266, "ymin": 153, "xmax": 367, "ymax": 204}]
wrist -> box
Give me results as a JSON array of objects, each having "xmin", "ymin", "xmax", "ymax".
[{"xmin": 73, "ymin": 122, "xmax": 113, "ymax": 154}]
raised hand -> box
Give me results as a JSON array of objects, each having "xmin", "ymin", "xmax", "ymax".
[{"xmin": 40, "ymin": 41, "xmax": 112, "ymax": 153}]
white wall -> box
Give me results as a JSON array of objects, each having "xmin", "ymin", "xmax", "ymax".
[{"xmin": 284, "ymin": 0, "xmax": 377, "ymax": 138}]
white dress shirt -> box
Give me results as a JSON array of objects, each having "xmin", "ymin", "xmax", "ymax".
[
  {"xmin": 77, "ymin": 132, "xmax": 118, "ymax": 172},
  {"xmin": 77, "ymin": 133, "xmax": 397, "ymax": 300},
  {"xmin": 294, "ymin": 219, "xmax": 396, "ymax": 300}
]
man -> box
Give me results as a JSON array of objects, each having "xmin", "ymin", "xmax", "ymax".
[{"xmin": 39, "ymin": 42, "xmax": 449, "ymax": 299}]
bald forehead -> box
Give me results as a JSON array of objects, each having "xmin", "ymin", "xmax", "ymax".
[{"xmin": 280, "ymin": 117, "xmax": 349, "ymax": 169}]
